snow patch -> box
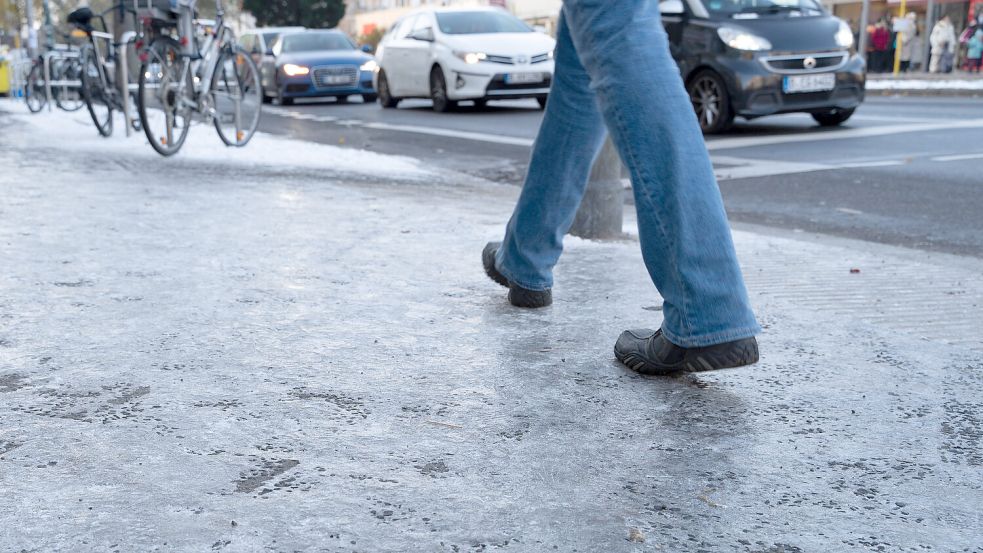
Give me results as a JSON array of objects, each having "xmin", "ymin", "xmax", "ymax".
[
  {"xmin": 866, "ymin": 79, "xmax": 983, "ymax": 91},
  {"xmin": 1, "ymin": 100, "xmax": 433, "ymax": 179}
]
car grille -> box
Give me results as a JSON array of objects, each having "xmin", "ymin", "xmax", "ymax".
[
  {"xmin": 312, "ymin": 66, "xmax": 358, "ymax": 88},
  {"xmin": 760, "ymin": 52, "xmax": 848, "ymax": 74},
  {"xmin": 482, "ymin": 52, "xmax": 552, "ymax": 65}
]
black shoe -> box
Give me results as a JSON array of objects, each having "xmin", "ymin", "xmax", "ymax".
[
  {"xmin": 482, "ymin": 241, "xmax": 552, "ymax": 308},
  {"xmin": 615, "ymin": 329, "xmax": 758, "ymax": 375}
]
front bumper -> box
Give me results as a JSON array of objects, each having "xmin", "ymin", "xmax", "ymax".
[
  {"xmin": 442, "ymin": 59, "xmax": 553, "ymax": 101},
  {"xmin": 279, "ymin": 69, "xmax": 375, "ymax": 99},
  {"xmin": 717, "ymin": 52, "xmax": 866, "ymax": 118}
]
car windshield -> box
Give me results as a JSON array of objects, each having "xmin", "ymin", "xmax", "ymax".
[
  {"xmin": 700, "ymin": 0, "xmax": 824, "ymax": 16},
  {"xmin": 435, "ymin": 11, "xmax": 532, "ymax": 34},
  {"xmin": 280, "ymin": 33, "xmax": 354, "ymax": 53}
]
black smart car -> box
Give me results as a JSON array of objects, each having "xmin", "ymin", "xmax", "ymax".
[{"xmin": 659, "ymin": 0, "xmax": 865, "ymax": 133}]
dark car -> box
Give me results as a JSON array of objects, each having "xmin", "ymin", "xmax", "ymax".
[
  {"xmin": 659, "ymin": 0, "xmax": 865, "ymax": 133},
  {"xmin": 259, "ymin": 30, "xmax": 377, "ymax": 105}
]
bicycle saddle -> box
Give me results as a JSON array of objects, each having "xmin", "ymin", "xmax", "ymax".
[{"xmin": 67, "ymin": 7, "xmax": 94, "ymax": 32}]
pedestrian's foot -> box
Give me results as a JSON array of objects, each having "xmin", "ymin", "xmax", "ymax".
[
  {"xmin": 482, "ymin": 241, "xmax": 552, "ymax": 308},
  {"xmin": 615, "ymin": 329, "xmax": 758, "ymax": 375}
]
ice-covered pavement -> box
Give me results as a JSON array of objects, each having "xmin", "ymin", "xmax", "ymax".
[{"xmin": 1, "ymin": 102, "xmax": 981, "ymax": 552}]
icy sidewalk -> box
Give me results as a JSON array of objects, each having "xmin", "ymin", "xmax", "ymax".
[{"xmin": 1, "ymin": 104, "xmax": 982, "ymax": 552}]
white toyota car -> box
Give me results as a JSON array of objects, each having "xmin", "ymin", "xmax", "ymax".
[{"xmin": 373, "ymin": 8, "xmax": 556, "ymax": 112}]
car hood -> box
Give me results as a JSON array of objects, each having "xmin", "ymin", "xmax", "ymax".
[
  {"xmin": 277, "ymin": 50, "xmax": 373, "ymax": 67},
  {"xmin": 718, "ymin": 15, "xmax": 843, "ymax": 53},
  {"xmin": 439, "ymin": 32, "xmax": 555, "ymax": 56}
]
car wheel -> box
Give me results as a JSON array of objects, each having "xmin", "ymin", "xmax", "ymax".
[
  {"xmin": 687, "ymin": 70, "xmax": 734, "ymax": 134},
  {"xmin": 337, "ymin": 95, "xmax": 349, "ymax": 103},
  {"xmin": 280, "ymin": 95, "xmax": 294, "ymax": 106},
  {"xmin": 377, "ymin": 70, "xmax": 399, "ymax": 108},
  {"xmin": 812, "ymin": 108, "xmax": 855, "ymax": 127},
  {"xmin": 430, "ymin": 66, "xmax": 455, "ymax": 113},
  {"xmin": 537, "ymin": 95, "xmax": 548, "ymax": 109},
  {"xmin": 473, "ymin": 99, "xmax": 488, "ymax": 109},
  {"xmin": 262, "ymin": 92, "xmax": 272, "ymax": 104},
  {"xmin": 362, "ymin": 93, "xmax": 378, "ymax": 103}
]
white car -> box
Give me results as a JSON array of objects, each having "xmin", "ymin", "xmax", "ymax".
[{"xmin": 373, "ymin": 7, "xmax": 556, "ymax": 112}]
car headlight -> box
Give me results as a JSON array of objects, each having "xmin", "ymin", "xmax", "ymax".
[
  {"xmin": 453, "ymin": 51, "xmax": 487, "ymax": 64},
  {"xmin": 283, "ymin": 63, "xmax": 310, "ymax": 77},
  {"xmin": 835, "ymin": 20, "xmax": 854, "ymax": 49},
  {"xmin": 717, "ymin": 26, "xmax": 772, "ymax": 52},
  {"xmin": 360, "ymin": 60, "xmax": 379, "ymax": 72}
]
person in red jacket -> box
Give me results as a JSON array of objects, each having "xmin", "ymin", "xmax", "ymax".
[{"xmin": 871, "ymin": 19, "xmax": 892, "ymax": 73}]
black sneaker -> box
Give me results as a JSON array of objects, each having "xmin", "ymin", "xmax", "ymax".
[
  {"xmin": 615, "ymin": 329, "xmax": 758, "ymax": 375},
  {"xmin": 482, "ymin": 242, "xmax": 552, "ymax": 308}
]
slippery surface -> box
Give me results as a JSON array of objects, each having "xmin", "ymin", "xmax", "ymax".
[{"xmin": 1, "ymin": 105, "xmax": 982, "ymax": 552}]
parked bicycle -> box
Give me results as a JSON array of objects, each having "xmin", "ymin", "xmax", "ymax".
[
  {"xmin": 22, "ymin": 40, "xmax": 84, "ymax": 114},
  {"xmin": 137, "ymin": 0, "xmax": 262, "ymax": 156},
  {"xmin": 67, "ymin": 5, "xmax": 143, "ymax": 137}
]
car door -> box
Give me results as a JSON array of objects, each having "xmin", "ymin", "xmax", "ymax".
[
  {"xmin": 380, "ymin": 16, "xmax": 416, "ymax": 97},
  {"xmin": 403, "ymin": 13, "xmax": 437, "ymax": 96}
]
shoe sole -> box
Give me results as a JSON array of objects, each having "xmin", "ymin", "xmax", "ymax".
[{"xmin": 615, "ymin": 340, "xmax": 759, "ymax": 376}]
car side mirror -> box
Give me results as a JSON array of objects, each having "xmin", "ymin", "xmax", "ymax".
[
  {"xmin": 361, "ymin": 44, "xmax": 373, "ymax": 53},
  {"xmin": 410, "ymin": 27, "xmax": 434, "ymax": 42},
  {"xmin": 660, "ymin": 0, "xmax": 685, "ymax": 15}
]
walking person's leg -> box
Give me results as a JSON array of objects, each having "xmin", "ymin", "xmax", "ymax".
[
  {"xmin": 486, "ymin": 0, "xmax": 759, "ymax": 373},
  {"xmin": 483, "ymin": 12, "xmax": 607, "ymax": 307},
  {"xmin": 558, "ymin": 0, "xmax": 759, "ymax": 372}
]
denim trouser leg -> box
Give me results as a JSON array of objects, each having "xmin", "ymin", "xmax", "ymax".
[
  {"xmin": 495, "ymin": 13, "xmax": 607, "ymax": 293},
  {"xmin": 498, "ymin": 1, "xmax": 760, "ymax": 347}
]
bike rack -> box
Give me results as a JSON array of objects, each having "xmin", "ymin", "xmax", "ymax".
[
  {"xmin": 42, "ymin": 46, "xmax": 82, "ymax": 112},
  {"xmin": 119, "ymin": 31, "xmax": 138, "ymax": 138}
]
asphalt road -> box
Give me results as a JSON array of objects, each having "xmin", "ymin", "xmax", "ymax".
[{"xmin": 257, "ymin": 95, "xmax": 983, "ymax": 258}]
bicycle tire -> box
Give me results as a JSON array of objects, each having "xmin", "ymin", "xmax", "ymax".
[
  {"xmin": 138, "ymin": 37, "xmax": 192, "ymax": 157},
  {"xmin": 80, "ymin": 47, "xmax": 114, "ymax": 137},
  {"xmin": 211, "ymin": 45, "xmax": 262, "ymax": 147},
  {"xmin": 54, "ymin": 57, "xmax": 85, "ymax": 112},
  {"xmin": 25, "ymin": 63, "xmax": 47, "ymax": 113}
]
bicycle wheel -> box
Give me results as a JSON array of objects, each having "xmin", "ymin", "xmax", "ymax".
[
  {"xmin": 54, "ymin": 57, "xmax": 85, "ymax": 112},
  {"xmin": 211, "ymin": 45, "xmax": 262, "ymax": 147},
  {"xmin": 25, "ymin": 63, "xmax": 47, "ymax": 113},
  {"xmin": 80, "ymin": 48, "xmax": 114, "ymax": 137},
  {"xmin": 138, "ymin": 38, "xmax": 192, "ymax": 156}
]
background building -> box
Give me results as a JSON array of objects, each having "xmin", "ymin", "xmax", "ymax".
[{"xmin": 340, "ymin": 0, "xmax": 561, "ymax": 40}]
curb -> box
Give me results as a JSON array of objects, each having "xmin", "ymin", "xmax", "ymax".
[{"xmin": 865, "ymin": 88, "xmax": 983, "ymax": 97}]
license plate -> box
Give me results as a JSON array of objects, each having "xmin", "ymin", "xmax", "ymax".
[
  {"xmin": 505, "ymin": 72, "xmax": 544, "ymax": 85},
  {"xmin": 783, "ymin": 73, "xmax": 836, "ymax": 93},
  {"xmin": 325, "ymin": 75, "xmax": 353, "ymax": 85}
]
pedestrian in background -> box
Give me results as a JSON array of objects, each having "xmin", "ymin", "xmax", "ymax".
[
  {"xmin": 898, "ymin": 13, "xmax": 918, "ymax": 72},
  {"xmin": 930, "ymin": 15, "xmax": 956, "ymax": 73},
  {"xmin": 967, "ymin": 27, "xmax": 983, "ymax": 73},
  {"xmin": 483, "ymin": 0, "xmax": 760, "ymax": 374},
  {"xmin": 871, "ymin": 20, "xmax": 891, "ymax": 73}
]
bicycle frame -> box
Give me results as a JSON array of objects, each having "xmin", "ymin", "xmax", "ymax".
[{"xmin": 170, "ymin": 0, "xmax": 235, "ymax": 118}]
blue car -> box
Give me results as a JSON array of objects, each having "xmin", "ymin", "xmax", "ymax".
[{"xmin": 260, "ymin": 30, "xmax": 377, "ymax": 105}]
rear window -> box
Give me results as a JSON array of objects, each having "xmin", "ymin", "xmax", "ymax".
[
  {"xmin": 435, "ymin": 11, "xmax": 532, "ymax": 34},
  {"xmin": 280, "ymin": 33, "xmax": 355, "ymax": 53}
]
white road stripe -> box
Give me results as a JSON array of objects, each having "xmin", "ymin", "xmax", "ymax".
[
  {"xmin": 705, "ymin": 118, "xmax": 983, "ymax": 151},
  {"xmin": 361, "ymin": 121, "xmax": 536, "ymax": 146},
  {"xmin": 835, "ymin": 160, "xmax": 908, "ymax": 168},
  {"xmin": 930, "ymin": 152, "xmax": 983, "ymax": 162}
]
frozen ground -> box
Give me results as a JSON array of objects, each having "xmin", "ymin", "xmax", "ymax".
[{"xmin": 1, "ymin": 101, "xmax": 982, "ymax": 552}]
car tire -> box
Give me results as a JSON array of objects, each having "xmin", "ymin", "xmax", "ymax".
[
  {"xmin": 537, "ymin": 95, "xmax": 548, "ymax": 109},
  {"xmin": 280, "ymin": 95, "xmax": 294, "ymax": 106},
  {"xmin": 473, "ymin": 99, "xmax": 488, "ymax": 109},
  {"xmin": 812, "ymin": 108, "xmax": 855, "ymax": 127},
  {"xmin": 687, "ymin": 70, "xmax": 734, "ymax": 134},
  {"xmin": 262, "ymin": 92, "xmax": 272, "ymax": 104},
  {"xmin": 377, "ymin": 70, "xmax": 399, "ymax": 108},
  {"xmin": 337, "ymin": 95, "xmax": 349, "ymax": 103},
  {"xmin": 362, "ymin": 93, "xmax": 378, "ymax": 103},
  {"xmin": 430, "ymin": 66, "xmax": 455, "ymax": 113}
]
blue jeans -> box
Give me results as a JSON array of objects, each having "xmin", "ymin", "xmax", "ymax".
[{"xmin": 495, "ymin": 0, "xmax": 760, "ymax": 348}]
